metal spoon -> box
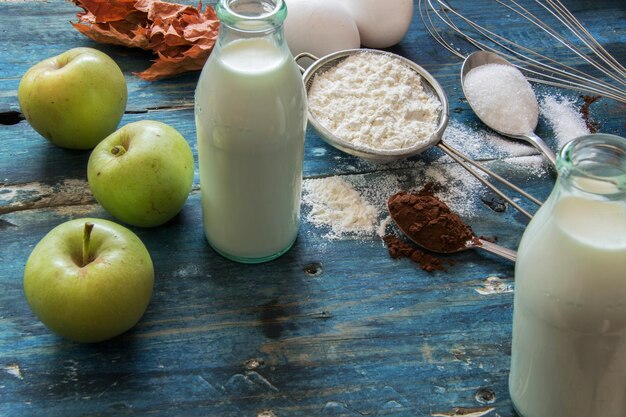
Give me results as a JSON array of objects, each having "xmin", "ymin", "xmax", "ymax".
[
  {"xmin": 461, "ymin": 50, "xmax": 557, "ymax": 167},
  {"xmin": 387, "ymin": 200, "xmax": 517, "ymax": 262}
]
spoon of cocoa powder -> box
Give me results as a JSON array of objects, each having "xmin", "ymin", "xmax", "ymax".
[{"xmin": 387, "ymin": 191, "xmax": 517, "ymax": 262}]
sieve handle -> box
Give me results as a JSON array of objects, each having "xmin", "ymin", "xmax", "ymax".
[{"xmin": 294, "ymin": 52, "xmax": 320, "ymax": 74}]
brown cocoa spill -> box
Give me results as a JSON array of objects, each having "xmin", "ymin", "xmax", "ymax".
[
  {"xmin": 383, "ymin": 235, "xmax": 446, "ymax": 272},
  {"xmin": 580, "ymin": 95, "xmax": 600, "ymax": 133},
  {"xmin": 383, "ymin": 185, "xmax": 476, "ymax": 272}
]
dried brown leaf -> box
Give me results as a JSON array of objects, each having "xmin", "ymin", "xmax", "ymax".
[
  {"xmin": 72, "ymin": 0, "xmax": 219, "ymax": 80},
  {"xmin": 71, "ymin": 21, "xmax": 151, "ymax": 50},
  {"xmin": 134, "ymin": 47, "xmax": 207, "ymax": 81},
  {"xmin": 75, "ymin": 0, "xmax": 138, "ymax": 23}
]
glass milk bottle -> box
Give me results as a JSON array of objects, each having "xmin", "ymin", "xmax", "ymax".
[
  {"xmin": 195, "ymin": 0, "xmax": 307, "ymax": 263},
  {"xmin": 510, "ymin": 134, "xmax": 626, "ymax": 417}
]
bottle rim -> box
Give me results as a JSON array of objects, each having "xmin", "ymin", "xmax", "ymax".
[
  {"xmin": 559, "ymin": 133, "xmax": 626, "ymax": 195},
  {"xmin": 217, "ymin": 0, "xmax": 286, "ymax": 29}
]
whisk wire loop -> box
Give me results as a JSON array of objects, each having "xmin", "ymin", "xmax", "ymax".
[{"xmin": 419, "ymin": 0, "xmax": 626, "ymax": 104}]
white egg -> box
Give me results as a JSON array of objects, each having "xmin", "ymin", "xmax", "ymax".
[
  {"xmin": 339, "ymin": 0, "xmax": 414, "ymax": 49},
  {"xmin": 284, "ymin": 0, "xmax": 360, "ymax": 64}
]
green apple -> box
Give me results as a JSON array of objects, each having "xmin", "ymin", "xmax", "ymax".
[
  {"xmin": 24, "ymin": 218, "xmax": 154, "ymax": 343},
  {"xmin": 87, "ymin": 120, "xmax": 194, "ymax": 227},
  {"xmin": 18, "ymin": 47, "xmax": 127, "ymax": 150}
]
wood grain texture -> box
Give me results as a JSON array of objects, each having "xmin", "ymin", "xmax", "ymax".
[{"xmin": 0, "ymin": 0, "xmax": 624, "ymax": 416}]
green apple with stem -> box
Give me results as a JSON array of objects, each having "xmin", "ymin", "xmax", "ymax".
[
  {"xmin": 18, "ymin": 47, "xmax": 127, "ymax": 150},
  {"xmin": 88, "ymin": 120, "xmax": 194, "ymax": 227},
  {"xmin": 24, "ymin": 218, "xmax": 154, "ymax": 343}
]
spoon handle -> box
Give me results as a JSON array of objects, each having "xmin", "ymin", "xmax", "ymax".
[
  {"xmin": 475, "ymin": 238, "xmax": 517, "ymax": 262},
  {"xmin": 524, "ymin": 132, "xmax": 557, "ymax": 167}
]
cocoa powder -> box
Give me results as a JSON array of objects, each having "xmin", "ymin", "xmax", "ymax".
[
  {"xmin": 383, "ymin": 235, "xmax": 446, "ymax": 272},
  {"xmin": 387, "ymin": 190, "xmax": 475, "ymax": 253},
  {"xmin": 580, "ymin": 95, "xmax": 600, "ymax": 133}
]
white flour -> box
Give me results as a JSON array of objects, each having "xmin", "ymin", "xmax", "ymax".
[
  {"xmin": 307, "ymin": 52, "xmax": 441, "ymax": 151},
  {"xmin": 302, "ymin": 176, "xmax": 378, "ymax": 239}
]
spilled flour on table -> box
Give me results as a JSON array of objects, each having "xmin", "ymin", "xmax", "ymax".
[
  {"xmin": 442, "ymin": 120, "xmax": 534, "ymax": 160},
  {"xmin": 503, "ymin": 154, "xmax": 550, "ymax": 179},
  {"xmin": 302, "ymin": 177, "xmax": 378, "ymax": 239},
  {"xmin": 302, "ymin": 161, "xmax": 491, "ymax": 240}
]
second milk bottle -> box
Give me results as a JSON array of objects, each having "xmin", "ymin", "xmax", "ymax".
[
  {"xmin": 510, "ymin": 133, "xmax": 626, "ymax": 417},
  {"xmin": 195, "ymin": 0, "xmax": 307, "ymax": 263}
]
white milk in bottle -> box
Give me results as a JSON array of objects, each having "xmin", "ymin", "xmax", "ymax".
[
  {"xmin": 195, "ymin": 0, "xmax": 307, "ymax": 263},
  {"xmin": 510, "ymin": 134, "xmax": 626, "ymax": 417}
]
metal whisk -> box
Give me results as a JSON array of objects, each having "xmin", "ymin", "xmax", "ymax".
[{"xmin": 419, "ymin": 0, "xmax": 626, "ymax": 104}]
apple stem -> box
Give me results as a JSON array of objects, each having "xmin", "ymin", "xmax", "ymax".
[
  {"xmin": 111, "ymin": 145, "xmax": 127, "ymax": 156},
  {"xmin": 83, "ymin": 222, "xmax": 94, "ymax": 267}
]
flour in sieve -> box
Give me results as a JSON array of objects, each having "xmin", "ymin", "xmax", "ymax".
[{"xmin": 308, "ymin": 53, "xmax": 441, "ymax": 151}]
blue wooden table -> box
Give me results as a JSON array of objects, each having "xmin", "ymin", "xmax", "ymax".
[{"xmin": 1, "ymin": 1, "xmax": 624, "ymax": 416}]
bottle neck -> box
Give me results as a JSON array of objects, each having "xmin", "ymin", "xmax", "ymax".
[
  {"xmin": 216, "ymin": 0, "xmax": 286, "ymax": 44},
  {"xmin": 556, "ymin": 133, "xmax": 626, "ymax": 202}
]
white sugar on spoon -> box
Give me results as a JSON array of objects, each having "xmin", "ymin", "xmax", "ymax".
[
  {"xmin": 461, "ymin": 51, "xmax": 557, "ymax": 166},
  {"xmin": 464, "ymin": 64, "xmax": 538, "ymax": 135}
]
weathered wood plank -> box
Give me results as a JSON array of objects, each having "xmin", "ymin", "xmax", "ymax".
[
  {"xmin": 0, "ymin": 0, "xmax": 624, "ymax": 416},
  {"xmin": 1, "ymin": 188, "xmax": 521, "ymax": 416}
]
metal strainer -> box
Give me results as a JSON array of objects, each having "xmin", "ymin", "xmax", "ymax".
[
  {"xmin": 297, "ymin": 49, "xmax": 542, "ymax": 219},
  {"xmin": 299, "ymin": 49, "xmax": 448, "ymax": 162}
]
